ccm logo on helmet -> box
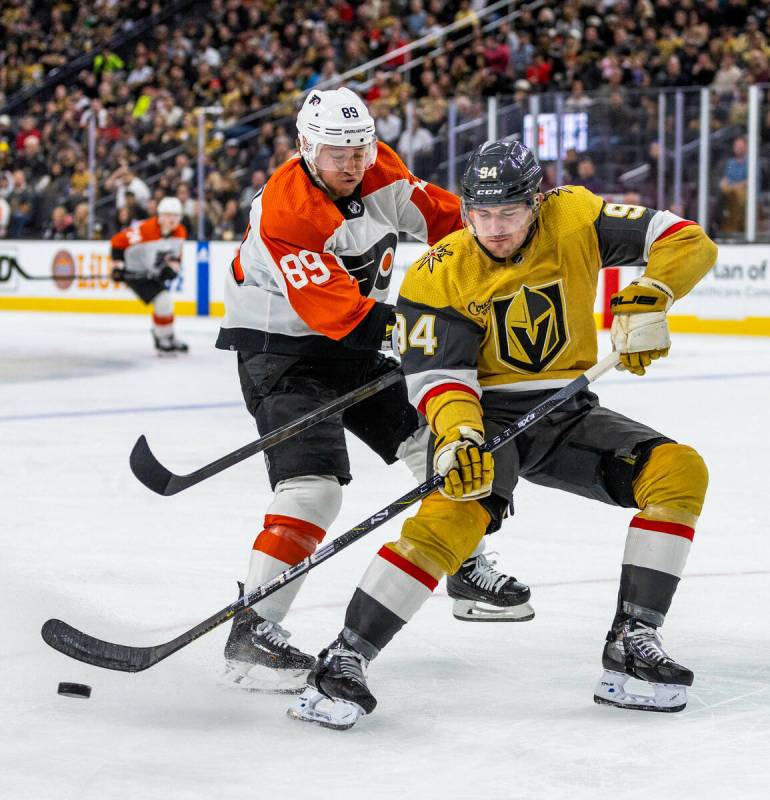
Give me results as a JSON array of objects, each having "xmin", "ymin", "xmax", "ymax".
[{"xmin": 476, "ymin": 188, "xmax": 504, "ymax": 195}]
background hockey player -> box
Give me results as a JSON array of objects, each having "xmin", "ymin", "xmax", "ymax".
[
  {"xmin": 215, "ymin": 89, "xmax": 533, "ymax": 694},
  {"xmin": 291, "ymin": 139, "xmax": 718, "ymax": 729},
  {"xmin": 110, "ymin": 196, "xmax": 188, "ymax": 354}
]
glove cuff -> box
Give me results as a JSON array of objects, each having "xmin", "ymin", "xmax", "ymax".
[
  {"xmin": 426, "ymin": 391, "xmax": 484, "ymax": 440},
  {"xmin": 635, "ymin": 276, "xmax": 674, "ymax": 310},
  {"xmin": 455, "ymin": 426, "xmax": 485, "ymax": 447}
]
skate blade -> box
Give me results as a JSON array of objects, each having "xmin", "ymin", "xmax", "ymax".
[
  {"xmin": 593, "ymin": 669, "xmax": 687, "ymax": 713},
  {"xmin": 452, "ymin": 599, "xmax": 535, "ymax": 622},
  {"xmin": 220, "ymin": 659, "xmax": 309, "ymax": 695},
  {"xmin": 287, "ymin": 687, "xmax": 365, "ymax": 731}
]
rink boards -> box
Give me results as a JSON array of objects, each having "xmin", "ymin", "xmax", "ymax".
[{"xmin": 0, "ymin": 239, "xmax": 768, "ymax": 334}]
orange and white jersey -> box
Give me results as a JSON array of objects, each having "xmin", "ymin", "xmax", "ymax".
[
  {"xmin": 215, "ymin": 142, "xmax": 462, "ymax": 357},
  {"xmin": 110, "ymin": 217, "xmax": 187, "ymax": 277}
]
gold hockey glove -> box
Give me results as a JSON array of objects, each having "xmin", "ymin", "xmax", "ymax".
[
  {"xmin": 610, "ymin": 276, "xmax": 674, "ymax": 376},
  {"xmin": 433, "ymin": 426, "xmax": 494, "ymax": 501}
]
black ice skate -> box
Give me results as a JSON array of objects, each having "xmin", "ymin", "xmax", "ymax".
[
  {"xmin": 446, "ymin": 553, "xmax": 535, "ymax": 621},
  {"xmin": 287, "ymin": 636, "xmax": 376, "ymax": 730},
  {"xmin": 594, "ymin": 619, "xmax": 693, "ymax": 712},
  {"xmin": 152, "ymin": 332, "xmax": 189, "ymax": 355},
  {"xmin": 221, "ymin": 586, "xmax": 314, "ymax": 694}
]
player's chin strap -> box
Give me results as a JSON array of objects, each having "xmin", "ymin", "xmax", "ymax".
[
  {"xmin": 297, "ymin": 135, "xmax": 357, "ymax": 198},
  {"xmin": 301, "ymin": 156, "xmax": 335, "ymax": 196}
]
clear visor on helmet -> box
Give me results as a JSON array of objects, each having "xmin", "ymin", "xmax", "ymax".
[
  {"xmin": 302, "ymin": 138, "xmax": 378, "ymax": 174},
  {"xmin": 462, "ymin": 199, "xmax": 536, "ymax": 236},
  {"xmin": 157, "ymin": 212, "xmax": 181, "ymax": 233}
]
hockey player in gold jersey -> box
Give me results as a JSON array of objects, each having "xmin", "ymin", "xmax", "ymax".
[{"xmin": 289, "ymin": 139, "xmax": 718, "ymax": 728}]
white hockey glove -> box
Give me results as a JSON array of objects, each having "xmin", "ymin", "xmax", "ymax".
[
  {"xmin": 610, "ymin": 276, "xmax": 674, "ymax": 376},
  {"xmin": 433, "ymin": 426, "xmax": 494, "ymax": 501}
]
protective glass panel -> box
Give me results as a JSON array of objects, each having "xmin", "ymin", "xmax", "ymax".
[{"xmin": 710, "ymin": 87, "xmax": 749, "ymax": 241}]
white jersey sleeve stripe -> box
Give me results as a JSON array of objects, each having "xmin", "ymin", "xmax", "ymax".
[{"xmin": 643, "ymin": 210, "xmax": 687, "ymax": 261}]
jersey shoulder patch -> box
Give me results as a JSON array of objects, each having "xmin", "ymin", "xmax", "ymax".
[
  {"xmin": 414, "ymin": 237, "xmax": 460, "ymax": 274},
  {"xmin": 400, "ymin": 229, "xmax": 469, "ymax": 308}
]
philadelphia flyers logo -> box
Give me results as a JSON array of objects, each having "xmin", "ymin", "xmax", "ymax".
[
  {"xmin": 337, "ymin": 233, "xmax": 398, "ymax": 295},
  {"xmin": 491, "ymin": 281, "xmax": 569, "ymax": 373}
]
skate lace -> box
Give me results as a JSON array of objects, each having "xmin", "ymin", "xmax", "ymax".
[
  {"xmin": 255, "ymin": 619, "xmax": 292, "ymax": 650},
  {"xmin": 627, "ymin": 623, "xmax": 669, "ymax": 663},
  {"xmin": 328, "ymin": 647, "xmax": 367, "ymax": 681},
  {"xmin": 468, "ymin": 553, "xmax": 509, "ymax": 593}
]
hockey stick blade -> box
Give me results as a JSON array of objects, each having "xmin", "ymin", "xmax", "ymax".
[
  {"xmin": 42, "ymin": 353, "xmax": 619, "ymax": 672},
  {"xmin": 129, "ymin": 435, "xmax": 175, "ymax": 495},
  {"xmin": 0, "ymin": 256, "xmax": 130, "ymax": 283},
  {"xmin": 129, "ymin": 368, "xmax": 403, "ymax": 496},
  {"xmin": 41, "ymin": 619, "xmax": 158, "ymax": 672},
  {"xmin": 41, "ymin": 599, "xmax": 243, "ymax": 672}
]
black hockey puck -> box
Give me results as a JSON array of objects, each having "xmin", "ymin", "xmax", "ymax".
[{"xmin": 57, "ymin": 682, "xmax": 92, "ymax": 699}]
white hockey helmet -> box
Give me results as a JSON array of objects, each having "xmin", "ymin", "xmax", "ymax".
[
  {"xmin": 296, "ymin": 87, "xmax": 377, "ymax": 174},
  {"xmin": 157, "ymin": 196, "xmax": 183, "ymax": 217}
]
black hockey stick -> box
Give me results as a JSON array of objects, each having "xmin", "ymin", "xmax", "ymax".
[
  {"xmin": 0, "ymin": 255, "xmax": 140, "ymax": 283},
  {"xmin": 41, "ymin": 352, "xmax": 620, "ymax": 672},
  {"xmin": 129, "ymin": 367, "xmax": 404, "ymax": 496}
]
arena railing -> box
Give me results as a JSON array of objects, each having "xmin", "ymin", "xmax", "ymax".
[
  {"xmin": 87, "ymin": 0, "xmax": 545, "ymax": 223},
  {"xmin": 3, "ymin": 55, "xmax": 765, "ymax": 242}
]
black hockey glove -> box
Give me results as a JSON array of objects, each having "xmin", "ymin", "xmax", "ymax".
[
  {"xmin": 111, "ymin": 262, "xmax": 127, "ymax": 282},
  {"xmin": 159, "ymin": 255, "xmax": 181, "ymax": 282}
]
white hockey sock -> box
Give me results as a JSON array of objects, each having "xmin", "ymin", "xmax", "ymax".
[
  {"xmin": 245, "ymin": 550, "xmax": 307, "ymax": 624},
  {"xmin": 152, "ymin": 290, "xmax": 174, "ymax": 338},
  {"xmin": 620, "ymin": 513, "xmax": 694, "ymax": 624},
  {"xmin": 245, "ymin": 475, "xmax": 342, "ymax": 624}
]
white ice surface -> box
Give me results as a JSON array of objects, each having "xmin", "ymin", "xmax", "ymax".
[{"xmin": 1, "ymin": 311, "xmax": 769, "ymax": 799}]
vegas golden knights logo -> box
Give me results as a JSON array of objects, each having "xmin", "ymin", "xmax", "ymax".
[{"xmin": 491, "ymin": 281, "xmax": 569, "ymax": 373}]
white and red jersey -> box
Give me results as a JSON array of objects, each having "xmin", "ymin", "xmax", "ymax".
[
  {"xmin": 110, "ymin": 217, "xmax": 187, "ymax": 277},
  {"xmin": 216, "ymin": 143, "xmax": 462, "ymax": 357}
]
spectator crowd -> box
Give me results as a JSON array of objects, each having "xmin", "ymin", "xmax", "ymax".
[{"xmin": 1, "ymin": 0, "xmax": 769, "ymax": 240}]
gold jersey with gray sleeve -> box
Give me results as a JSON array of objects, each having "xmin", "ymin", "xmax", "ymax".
[{"xmin": 395, "ymin": 185, "xmax": 718, "ymax": 416}]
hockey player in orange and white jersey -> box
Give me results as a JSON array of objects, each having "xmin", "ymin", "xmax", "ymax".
[
  {"xmin": 110, "ymin": 196, "xmax": 188, "ymax": 354},
  {"xmin": 215, "ymin": 88, "xmax": 534, "ymax": 694}
]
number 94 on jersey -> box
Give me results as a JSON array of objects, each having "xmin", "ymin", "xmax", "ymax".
[{"xmin": 393, "ymin": 312, "xmax": 438, "ymax": 355}]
